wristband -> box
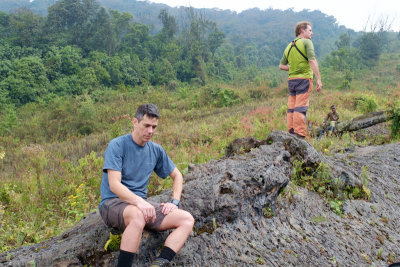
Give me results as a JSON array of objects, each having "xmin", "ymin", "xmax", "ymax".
[{"xmin": 170, "ymin": 198, "xmax": 180, "ymax": 208}]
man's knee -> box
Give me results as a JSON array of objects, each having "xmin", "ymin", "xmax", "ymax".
[
  {"xmin": 179, "ymin": 210, "xmax": 195, "ymax": 228},
  {"xmin": 124, "ymin": 205, "xmax": 146, "ymax": 229}
]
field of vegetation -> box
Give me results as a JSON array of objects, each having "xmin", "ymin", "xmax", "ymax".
[{"xmin": 1, "ymin": 0, "xmax": 400, "ymax": 254}]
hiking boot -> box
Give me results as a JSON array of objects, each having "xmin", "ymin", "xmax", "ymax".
[
  {"xmin": 150, "ymin": 257, "xmax": 170, "ymax": 267},
  {"xmin": 290, "ymin": 132, "xmax": 305, "ymax": 139}
]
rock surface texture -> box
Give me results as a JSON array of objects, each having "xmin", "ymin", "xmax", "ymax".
[{"xmin": 1, "ymin": 131, "xmax": 400, "ymax": 266}]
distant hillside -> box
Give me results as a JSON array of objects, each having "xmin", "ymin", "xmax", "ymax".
[
  {"xmin": 94, "ymin": 1, "xmax": 354, "ymax": 59},
  {"xmin": 0, "ymin": 0, "xmax": 352, "ymax": 59}
]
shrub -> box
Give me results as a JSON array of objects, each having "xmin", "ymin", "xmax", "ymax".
[
  {"xmin": 193, "ymin": 86, "xmax": 240, "ymax": 108},
  {"xmin": 339, "ymin": 69, "xmax": 353, "ymax": 90},
  {"xmin": 248, "ymin": 87, "xmax": 267, "ymax": 100},
  {"xmin": 290, "ymin": 160, "xmax": 371, "ymax": 215},
  {"xmin": 389, "ymin": 105, "xmax": 400, "ymax": 138},
  {"xmin": 355, "ymin": 95, "xmax": 378, "ymax": 113},
  {"xmin": 219, "ymin": 88, "xmax": 239, "ymax": 107}
]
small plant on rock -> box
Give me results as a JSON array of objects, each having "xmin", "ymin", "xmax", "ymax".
[
  {"xmin": 104, "ymin": 232, "xmax": 122, "ymax": 252},
  {"xmin": 263, "ymin": 204, "xmax": 274, "ymax": 218}
]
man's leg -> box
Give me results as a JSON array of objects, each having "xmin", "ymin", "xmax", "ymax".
[
  {"xmin": 121, "ymin": 205, "xmax": 146, "ymax": 252},
  {"xmin": 287, "ymin": 81, "xmax": 296, "ymax": 134},
  {"xmin": 118, "ymin": 205, "xmax": 146, "ymax": 267},
  {"xmin": 100, "ymin": 199, "xmax": 145, "ymax": 267},
  {"xmin": 158, "ymin": 209, "xmax": 194, "ymax": 252},
  {"xmin": 293, "ymin": 79, "xmax": 312, "ymax": 137},
  {"xmin": 150, "ymin": 209, "xmax": 194, "ymax": 266}
]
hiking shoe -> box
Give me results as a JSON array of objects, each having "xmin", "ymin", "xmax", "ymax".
[
  {"xmin": 150, "ymin": 257, "xmax": 170, "ymax": 267},
  {"xmin": 290, "ymin": 132, "xmax": 305, "ymax": 139}
]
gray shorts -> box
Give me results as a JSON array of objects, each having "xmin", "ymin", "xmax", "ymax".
[{"xmin": 100, "ymin": 198, "xmax": 166, "ymax": 231}]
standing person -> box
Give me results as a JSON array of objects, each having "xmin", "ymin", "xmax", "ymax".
[
  {"xmin": 279, "ymin": 21, "xmax": 323, "ymax": 139},
  {"xmin": 99, "ymin": 103, "xmax": 194, "ymax": 267}
]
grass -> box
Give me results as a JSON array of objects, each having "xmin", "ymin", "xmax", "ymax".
[{"xmin": 1, "ymin": 55, "xmax": 400, "ymax": 252}]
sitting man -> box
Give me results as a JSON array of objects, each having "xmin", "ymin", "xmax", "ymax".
[
  {"xmin": 318, "ymin": 105, "xmax": 340, "ymax": 138},
  {"xmin": 99, "ymin": 103, "xmax": 195, "ymax": 267}
]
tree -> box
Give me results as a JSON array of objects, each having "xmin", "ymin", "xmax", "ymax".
[
  {"xmin": 335, "ymin": 33, "xmax": 351, "ymax": 50},
  {"xmin": 178, "ymin": 8, "xmax": 223, "ymax": 84},
  {"xmin": 79, "ymin": 67, "xmax": 99, "ymax": 93},
  {"xmin": 158, "ymin": 9, "xmax": 177, "ymax": 42},
  {"xmin": 59, "ymin": 45, "xmax": 82, "ymax": 75},
  {"xmin": 355, "ymin": 16, "xmax": 394, "ymax": 67},
  {"xmin": 0, "ymin": 11, "xmax": 10, "ymax": 38},
  {"xmin": 120, "ymin": 54, "xmax": 145, "ymax": 86},
  {"xmin": 151, "ymin": 58, "xmax": 176, "ymax": 85},
  {"xmin": 0, "ymin": 59, "xmax": 12, "ymax": 81},
  {"xmin": 357, "ymin": 32, "xmax": 381, "ymax": 67},
  {"xmin": 9, "ymin": 8, "xmax": 45, "ymax": 47},
  {"xmin": 207, "ymin": 29, "xmax": 225, "ymax": 58},
  {"xmin": 105, "ymin": 55, "xmax": 123, "ymax": 85},
  {"xmin": 1, "ymin": 56, "xmax": 49, "ymax": 105},
  {"xmin": 159, "ymin": 42, "xmax": 180, "ymax": 65},
  {"xmin": 109, "ymin": 10, "xmax": 132, "ymax": 54},
  {"xmin": 43, "ymin": 46, "xmax": 63, "ymax": 82},
  {"xmin": 86, "ymin": 7, "xmax": 114, "ymax": 54},
  {"xmin": 86, "ymin": 51, "xmax": 111, "ymax": 86},
  {"xmin": 258, "ymin": 45, "xmax": 277, "ymax": 68},
  {"xmin": 46, "ymin": 0, "xmax": 100, "ymax": 48},
  {"xmin": 119, "ymin": 23, "xmax": 151, "ymax": 59}
]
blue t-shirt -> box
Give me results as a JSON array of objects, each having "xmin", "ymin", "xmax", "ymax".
[{"xmin": 99, "ymin": 134, "xmax": 176, "ymax": 209}]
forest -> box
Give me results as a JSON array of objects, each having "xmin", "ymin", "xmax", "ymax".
[{"xmin": 1, "ymin": 0, "xmax": 400, "ymax": 254}]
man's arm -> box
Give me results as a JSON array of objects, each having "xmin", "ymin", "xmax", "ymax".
[
  {"xmin": 279, "ymin": 52, "xmax": 289, "ymax": 71},
  {"xmin": 309, "ymin": 59, "xmax": 322, "ymax": 91},
  {"xmin": 160, "ymin": 167, "xmax": 183, "ymax": 214},
  {"xmin": 108, "ymin": 169, "xmax": 156, "ymax": 222},
  {"xmin": 170, "ymin": 167, "xmax": 183, "ymax": 200},
  {"xmin": 323, "ymin": 113, "xmax": 329, "ymax": 124}
]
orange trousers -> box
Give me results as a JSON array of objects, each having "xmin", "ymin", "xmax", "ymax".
[{"xmin": 287, "ymin": 78, "xmax": 313, "ymax": 137}]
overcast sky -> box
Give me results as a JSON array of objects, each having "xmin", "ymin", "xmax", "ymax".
[{"xmin": 145, "ymin": 0, "xmax": 400, "ymax": 32}]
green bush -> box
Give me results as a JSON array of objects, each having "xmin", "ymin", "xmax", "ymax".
[
  {"xmin": 390, "ymin": 106, "xmax": 400, "ymax": 138},
  {"xmin": 355, "ymin": 95, "xmax": 378, "ymax": 113},
  {"xmin": 219, "ymin": 88, "xmax": 239, "ymax": 107},
  {"xmin": 339, "ymin": 69, "xmax": 353, "ymax": 90},
  {"xmin": 192, "ymin": 86, "xmax": 240, "ymax": 108}
]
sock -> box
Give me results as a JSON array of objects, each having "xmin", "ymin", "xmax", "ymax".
[
  {"xmin": 158, "ymin": 246, "xmax": 176, "ymax": 262},
  {"xmin": 117, "ymin": 250, "xmax": 137, "ymax": 267}
]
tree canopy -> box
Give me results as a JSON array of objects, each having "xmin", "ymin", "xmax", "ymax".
[{"xmin": 0, "ymin": 0, "xmax": 398, "ymax": 110}]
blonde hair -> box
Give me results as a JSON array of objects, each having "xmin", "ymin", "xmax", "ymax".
[{"xmin": 295, "ymin": 21, "xmax": 312, "ymax": 37}]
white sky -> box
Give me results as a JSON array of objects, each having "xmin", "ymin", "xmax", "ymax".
[{"xmin": 146, "ymin": 0, "xmax": 400, "ymax": 32}]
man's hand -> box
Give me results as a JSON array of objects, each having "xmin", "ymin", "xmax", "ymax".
[
  {"xmin": 137, "ymin": 199, "xmax": 156, "ymax": 223},
  {"xmin": 316, "ymin": 79, "xmax": 322, "ymax": 92},
  {"xmin": 309, "ymin": 59, "xmax": 322, "ymax": 92},
  {"xmin": 279, "ymin": 64, "xmax": 289, "ymax": 71},
  {"xmin": 160, "ymin": 202, "xmax": 178, "ymax": 215}
]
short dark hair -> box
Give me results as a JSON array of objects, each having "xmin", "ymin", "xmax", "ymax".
[
  {"xmin": 134, "ymin": 103, "xmax": 159, "ymax": 121},
  {"xmin": 295, "ymin": 21, "xmax": 312, "ymax": 37}
]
